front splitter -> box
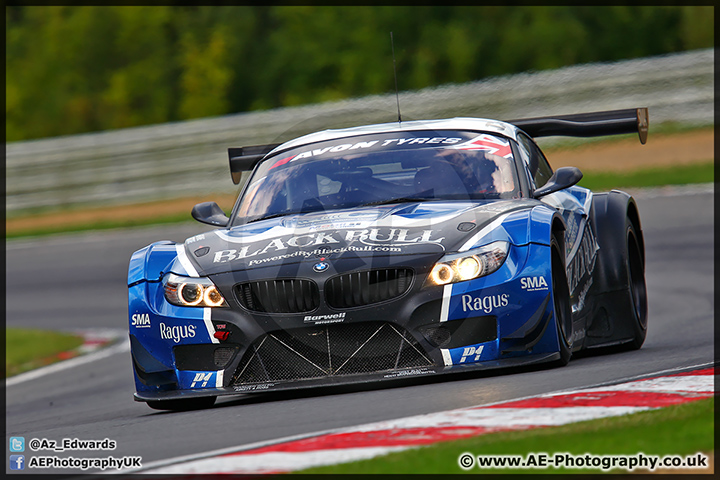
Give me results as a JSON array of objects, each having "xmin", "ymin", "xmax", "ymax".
[{"xmin": 134, "ymin": 351, "xmax": 559, "ymax": 403}]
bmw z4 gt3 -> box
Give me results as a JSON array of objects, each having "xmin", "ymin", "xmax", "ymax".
[{"xmin": 128, "ymin": 108, "xmax": 649, "ymax": 410}]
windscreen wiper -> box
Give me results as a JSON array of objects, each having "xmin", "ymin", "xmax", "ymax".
[
  {"xmin": 355, "ymin": 196, "xmax": 435, "ymax": 208},
  {"xmin": 245, "ymin": 212, "xmax": 299, "ymax": 224},
  {"xmin": 245, "ymin": 205, "xmax": 328, "ymax": 224}
]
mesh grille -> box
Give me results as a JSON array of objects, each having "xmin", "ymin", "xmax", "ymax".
[
  {"xmin": 232, "ymin": 321, "xmax": 434, "ymax": 385},
  {"xmin": 325, "ymin": 268, "xmax": 413, "ymax": 308},
  {"xmin": 235, "ymin": 279, "xmax": 320, "ymax": 313},
  {"xmin": 213, "ymin": 347, "xmax": 237, "ymax": 368}
]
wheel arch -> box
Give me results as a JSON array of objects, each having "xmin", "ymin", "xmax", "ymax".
[
  {"xmin": 550, "ymin": 214, "xmax": 567, "ymax": 261},
  {"xmin": 586, "ymin": 190, "xmax": 648, "ymax": 349},
  {"xmin": 625, "ymin": 196, "xmax": 645, "ymax": 267},
  {"xmin": 529, "ymin": 205, "xmax": 567, "ymax": 254},
  {"xmin": 591, "ymin": 190, "xmax": 644, "ymax": 293}
]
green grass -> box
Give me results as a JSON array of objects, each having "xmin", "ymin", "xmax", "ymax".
[
  {"xmin": 5, "ymin": 328, "xmax": 85, "ymax": 377},
  {"xmin": 578, "ymin": 161, "xmax": 713, "ymax": 192},
  {"xmin": 5, "ymin": 212, "xmax": 196, "ymax": 240},
  {"xmin": 295, "ymin": 397, "xmax": 714, "ymax": 474}
]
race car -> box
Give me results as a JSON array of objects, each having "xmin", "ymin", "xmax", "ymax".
[{"xmin": 128, "ymin": 108, "xmax": 649, "ymax": 410}]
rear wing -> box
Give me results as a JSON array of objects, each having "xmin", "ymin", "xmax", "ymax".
[
  {"xmin": 508, "ymin": 107, "xmax": 648, "ymax": 144},
  {"xmin": 227, "ymin": 144, "xmax": 281, "ymax": 184}
]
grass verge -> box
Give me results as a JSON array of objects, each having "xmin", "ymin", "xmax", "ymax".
[
  {"xmin": 5, "ymin": 162, "xmax": 713, "ymax": 240},
  {"xmin": 6, "ymin": 328, "xmax": 85, "ymax": 378},
  {"xmin": 295, "ymin": 397, "xmax": 714, "ymax": 474},
  {"xmin": 578, "ymin": 161, "xmax": 713, "ymax": 192},
  {"xmin": 5, "ymin": 211, "xmax": 197, "ymax": 240}
]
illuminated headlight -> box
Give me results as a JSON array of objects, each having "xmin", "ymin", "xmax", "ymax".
[
  {"xmin": 427, "ymin": 241, "xmax": 509, "ymax": 286},
  {"xmin": 164, "ymin": 273, "xmax": 228, "ymax": 307}
]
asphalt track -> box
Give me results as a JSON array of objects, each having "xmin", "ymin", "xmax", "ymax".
[{"xmin": 5, "ymin": 186, "xmax": 714, "ymax": 474}]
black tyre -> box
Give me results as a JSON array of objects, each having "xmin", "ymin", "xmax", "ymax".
[
  {"xmin": 147, "ymin": 396, "xmax": 217, "ymax": 411},
  {"xmin": 551, "ymin": 235, "xmax": 573, "ymax": 366},
  {"xmin": 625, "ymin": 217, "xmax": 648, "ymax": 349}
]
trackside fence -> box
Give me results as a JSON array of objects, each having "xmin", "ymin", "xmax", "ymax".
[{"xmin": 5, "ymin": 48, "xmax": 713, "ymax": 213}]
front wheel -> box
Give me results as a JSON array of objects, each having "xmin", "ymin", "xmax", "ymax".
[
  {"xmin": 147, "ymin": 396, "xmax": 217, "ymax": 411},
  {"xmin": 551, "ymin": 236, "xmax": 573, "ymax": 366}
]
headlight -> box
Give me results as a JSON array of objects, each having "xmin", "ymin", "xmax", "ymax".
[
  {"xmin": 163, "ymin": 273, "xmax": 228, "ymax": 307},
  {"xmin": 427, "ymin": 241, "xmax": 509, "ymax": 286}
]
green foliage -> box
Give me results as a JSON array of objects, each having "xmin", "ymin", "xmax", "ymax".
[
  {"xmin": 577, "ymin": 161, "xmax": 714, "ymax": 192},
  {"xmin": 6, "ymin": 6, "xmax": 714, "ymax": 141},
  {"xmin": 6, "ymin": 328, "xmax": 85, "ymax": 377}
]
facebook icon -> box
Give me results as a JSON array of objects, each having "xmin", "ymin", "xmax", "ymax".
[{"xmin": 10, "ymin": 455, "xmax": 25, "ymax": 470}]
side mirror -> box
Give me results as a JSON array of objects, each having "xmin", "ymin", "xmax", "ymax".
[
  {"xmin": 191, "ymin": 202, "xmax": 230, "ymax": 227},
  {"xmin": 533, "ymin": 167, "xmax": 583, "ymax": 198}
]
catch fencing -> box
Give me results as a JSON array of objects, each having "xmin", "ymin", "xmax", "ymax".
[{"xmin": 6, "ymin": 48, "xmax": 713, "ymax": 213}]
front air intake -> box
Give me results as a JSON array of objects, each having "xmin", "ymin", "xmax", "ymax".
[
  {"xmin": 235, "ymin": 279, "xmax": 320, "ymax": 313},
  {"xmin": 325, "ymin": 268, "xmax": 413, "ymax": 308},
  {"xmin": 232, "ymin": 321, "xmax": 434, "ymax": 385}
]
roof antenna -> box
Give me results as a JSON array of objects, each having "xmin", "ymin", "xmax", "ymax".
[{"xmin": 390, "ymin": 32, "xmax": 402, "ymax": 124}]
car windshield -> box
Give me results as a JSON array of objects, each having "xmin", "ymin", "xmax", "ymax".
[{"xmin": 232, "ymin": 130, "xmax": 519, "ymax": 225}]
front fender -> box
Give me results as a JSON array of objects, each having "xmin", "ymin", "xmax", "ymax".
[
  {"xmin": 470, "ymin": 204, "xmax": 563, "ymax": 249},
  {"xmin": 128, "ymin": 241, "xmax": 177, "ymax": 286},
  {"xmin": 528, "ymin": 205, "xmax": 566, "ymax": 248}
]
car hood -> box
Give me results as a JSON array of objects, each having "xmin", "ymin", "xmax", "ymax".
[{"xmin": 180, "ymin": 200, "xmax": 538, "ymax": 276}]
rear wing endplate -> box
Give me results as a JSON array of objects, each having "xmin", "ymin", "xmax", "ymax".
[
  {"xmin": 508, "ymin": 107, "xmax": 648, "ymax": 144},
  {"xmin": 228, "ymin": 144, "xmax": 281, "ymax": 184}
]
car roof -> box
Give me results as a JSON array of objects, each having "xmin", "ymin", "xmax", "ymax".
[{"xmin": 268, "ymin": 117, "xmax": 522, "ymax": 156}]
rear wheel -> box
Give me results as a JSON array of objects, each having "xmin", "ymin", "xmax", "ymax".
[
  {"xmin": 625, "ymin": 218, "xmax": 648, "ymax": 349},
  {"xmin": 147, "ymin": 396, "xmax": 217, "ymax": 411},
  {"xmin": 551, "ymin": 235, "xmax": 572, "ymax": 366}
]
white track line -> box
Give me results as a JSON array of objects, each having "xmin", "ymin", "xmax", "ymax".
[{"xmin": 6, "ymin": 336, "xmax": 129, "ymax": 387}]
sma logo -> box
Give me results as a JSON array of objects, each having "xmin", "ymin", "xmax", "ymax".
[
  {"xmin": 131, "ymin": 313, "xmax": 151, "ymax": 328},
  {"xmin": 520, "ymin": 276, "xmax": 548, "ymax": 291}
]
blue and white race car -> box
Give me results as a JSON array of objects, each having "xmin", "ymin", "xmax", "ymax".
[{"xmin": 128, "ymin": 108, "xmax": 649, "ymax": 410}]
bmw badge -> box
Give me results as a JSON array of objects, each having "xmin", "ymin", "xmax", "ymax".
[{"xmin": 313, "ymin": 262, "xmax": 329, "ymax": 273}]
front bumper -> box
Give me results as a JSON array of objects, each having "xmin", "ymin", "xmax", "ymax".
[{"xmin": 129, "ymin": 242, "xmax": 561, "ymax": 402}]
